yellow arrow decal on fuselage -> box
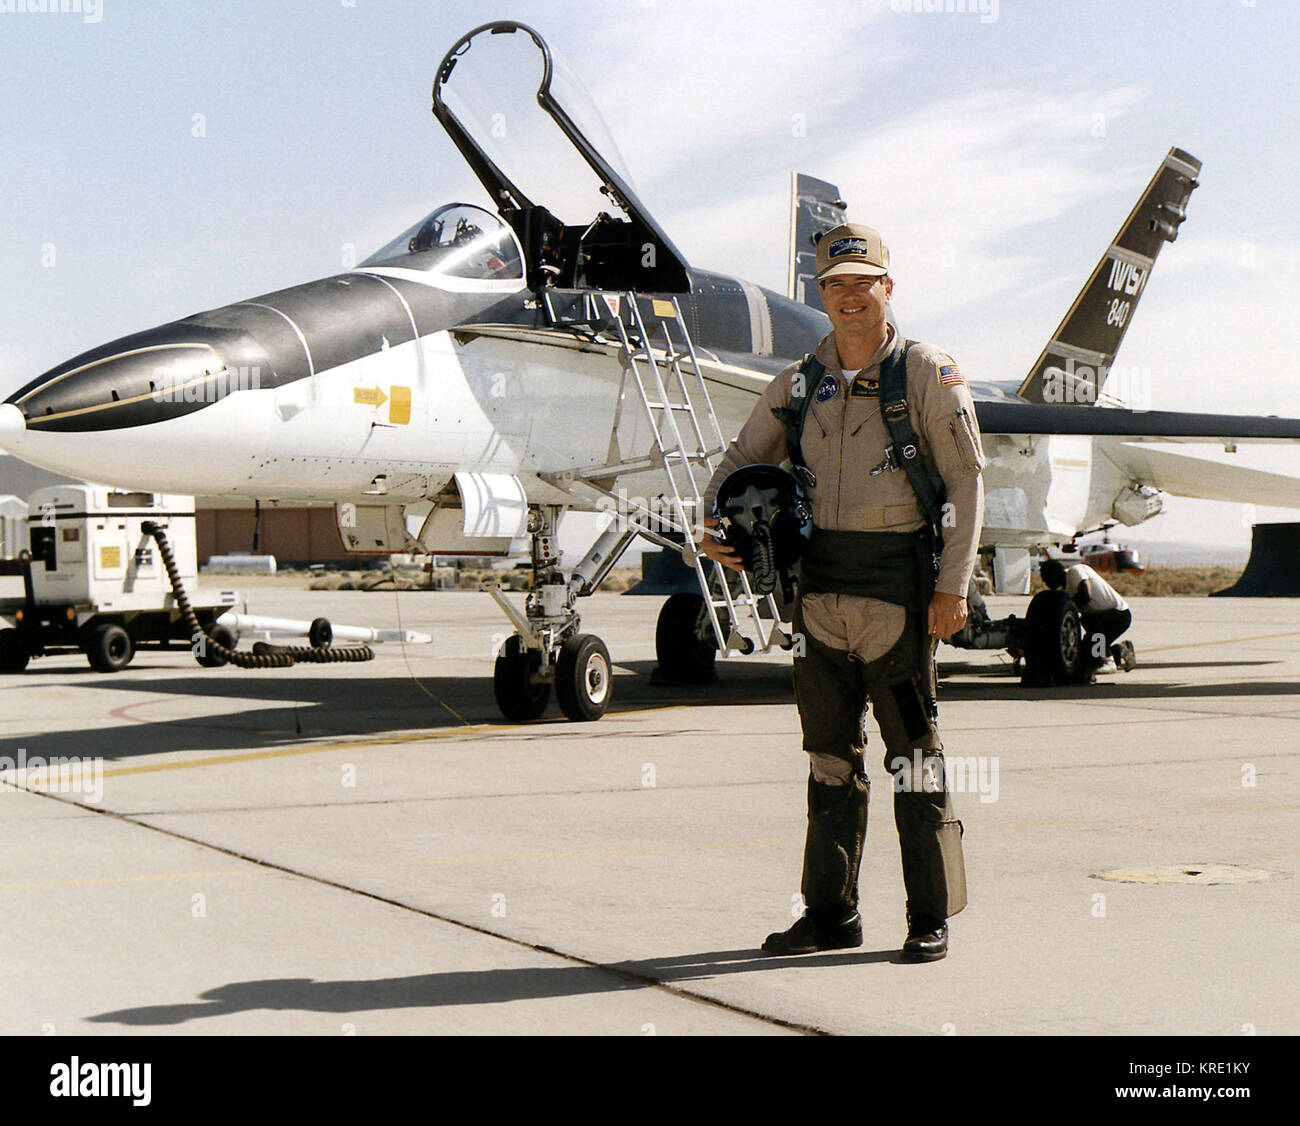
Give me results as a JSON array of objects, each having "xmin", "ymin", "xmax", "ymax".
[{"xmin": 354, "ymin": 386, "xmax": 388, "ymax": 408}]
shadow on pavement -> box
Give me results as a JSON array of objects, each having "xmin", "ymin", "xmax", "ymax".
[
  {"xmin": 3, "ymin": 652, "xmax": 1296, "ymax": 768},
  {"xmin": 86, "ymin": 946, "xmax": 903, "ymax": 1028}
]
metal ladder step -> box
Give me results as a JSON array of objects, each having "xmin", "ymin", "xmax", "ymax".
[{"xmin": 606, "ymin": 292, "xmax": 785, "ymax": 658}]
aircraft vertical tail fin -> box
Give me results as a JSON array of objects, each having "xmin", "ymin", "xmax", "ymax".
[
  {"xmin": 787, "ymin": 172, "xmax": 847, "ymax": 313},
  {"xmin": 1016, "ymin": 147, "xmax": 1201, "ymax": 405}
]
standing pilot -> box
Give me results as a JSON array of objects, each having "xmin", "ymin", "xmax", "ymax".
[{"xmin": 700, "ymin": 224, "xmax": 985, "ymax": 961}]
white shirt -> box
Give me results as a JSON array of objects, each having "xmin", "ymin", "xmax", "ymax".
[{"xmin": 1064, "ymin": 563, "xmax": 1128, "ymax": 612}]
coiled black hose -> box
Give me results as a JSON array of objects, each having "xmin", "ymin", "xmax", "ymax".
[
  {"xmin": 750, "ymin": 521, "xmax": 777, "ymax": 595},
  {"xmin": 142, "ymin": 522, "xmax": 373, "ymax": 668}
]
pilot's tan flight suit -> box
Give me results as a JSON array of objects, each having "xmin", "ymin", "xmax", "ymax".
[{"xmin": 702, "ymin": 236, "xmax": 985, "ymax": 955}]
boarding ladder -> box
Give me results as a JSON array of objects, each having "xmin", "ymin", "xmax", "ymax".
[{"xmin": 545, "ymin": 290, "xmax": 787, "ymax": 656}]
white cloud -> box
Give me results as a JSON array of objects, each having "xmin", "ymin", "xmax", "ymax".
[
  {"xmin": 576, "ymin": 2, "xmax": 904, "ymax": 186},
  {"xmin": 649, "ymin": 79, "xmax": 1153, "ymax": 378}
]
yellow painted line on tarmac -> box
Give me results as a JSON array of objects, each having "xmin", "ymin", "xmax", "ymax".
[
  {"xmin": 95, "ymin": 724, "xmax": 502, "ymax": 779},
  {"xmin": 91, "ymin": 696, "xmax": 793, "ymax": 781},
  {"xmin": 1142, "ymin": 629, "xmax": 1300, "ymax": 655}
]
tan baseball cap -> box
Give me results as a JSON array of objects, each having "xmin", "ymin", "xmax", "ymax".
[{"xmin": 815, "ymin": 223, "xmax": 890, "ymax": 282}]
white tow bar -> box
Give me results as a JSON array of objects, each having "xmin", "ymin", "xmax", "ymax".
[{"xmin": 214, "ymin": 611, "xmax": 431, "ymax": 645}]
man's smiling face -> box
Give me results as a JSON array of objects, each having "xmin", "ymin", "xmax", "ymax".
[{"xmin": 820, "ymin": 273, "xmax": 893, "ymax": 345}]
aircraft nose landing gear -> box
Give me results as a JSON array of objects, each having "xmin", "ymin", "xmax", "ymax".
[
  {"xmin": 493, "ymin": 634, "xmax": 552, "ymax": 722},
  {"xmin": 556, "ymin": 633, "xmax": 612, "ymax": 721},
  {"xmin": 487, "ymin": 504, "xmax": 634, "ymax": 723}
]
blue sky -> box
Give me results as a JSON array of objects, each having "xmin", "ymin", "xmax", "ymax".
[{"xmin": 1, "ymin": 0, "xmax": 1297, "ymax": 548}]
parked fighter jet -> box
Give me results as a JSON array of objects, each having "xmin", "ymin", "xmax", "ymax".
[{"xmin": 3, "ymin": 21, "xmax": 1299, "ymax": 719}]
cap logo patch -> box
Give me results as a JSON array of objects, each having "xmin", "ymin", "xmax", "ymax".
[{"xmin": 827, "ymin": 237, "xmax": 869, "ymax": 259}]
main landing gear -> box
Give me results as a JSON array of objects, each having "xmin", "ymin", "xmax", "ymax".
[
  {"xmin": 488, "ymin": 505, "xmax": 634, "ymax": 723},
  {"xmin": 653, "ymin": 591, "xmax": 719, "ymax": 684}
]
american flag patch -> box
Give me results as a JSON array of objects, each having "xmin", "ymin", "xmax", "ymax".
[{"xmin": 938, "ymin": 364, "xmax": 964, "ymax": 386}]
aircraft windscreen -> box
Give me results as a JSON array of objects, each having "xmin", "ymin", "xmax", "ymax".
[
  {"xmin": 360, "ymin": 203, "xmax": 524, "ymax": 280},
  {"xmin": 436, "ymin": 25, "xmax": 638, "ymax": 227}
]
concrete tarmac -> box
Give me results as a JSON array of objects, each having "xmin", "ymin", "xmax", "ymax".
[{"xmin": 1, "ymin": 588, "xmax": 1296, "ymax": 1036}]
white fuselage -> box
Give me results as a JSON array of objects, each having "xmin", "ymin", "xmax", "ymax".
[{"xmin": 0, "ymin": 269, "xmax": 1139, "ymax": 551}]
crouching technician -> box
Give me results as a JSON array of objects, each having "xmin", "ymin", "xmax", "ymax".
[{"xmin": 700, "ymin": 223, "xmax": 986, "ymax": 961}]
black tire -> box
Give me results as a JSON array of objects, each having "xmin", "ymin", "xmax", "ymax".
[
  {"xmin": 308, "ymin": 617, "xmax": 333, "ymax": 648},
  {"xmin": 493, "ymin": 634, "xmax": 551, "ymax": 722},
  {"xmin": 0, "ymin": 628, "xmax": 31, "ymax": 674},
  {"xmin": 86, "ymin": 623, "xmax": 134, "ymax": 673},
  {"xmin": 196, "ymin": 623, "xmax": 238, "ymax": 668},
  {"xmin": 1021, "ymin": 590, "xmax": 1084, "ymax": 685},
  {"xmin": 555, "ymin": 633, "xmax": 612, "ymax": 722},
  {"xmin": 654, "ymin": 593, "xmax": 718, "ymax": 683}
]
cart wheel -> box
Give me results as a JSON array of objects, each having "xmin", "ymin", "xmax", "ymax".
[
  {"xmin": 86, "ymin": 623, "xmax": 134, "ymax": 673},
  {"xmin": 493, "ymin": 635, "xmax": 551, "ymax": 722},
  {"xmin": 308, "ymin": 617, "xmax": 333, "ymax": 648},
  {"xmin": 0, "ymin": 628, "xmax": 31, "ymax": 674},
  {"xmin": 556, "ymin": 633, "xmax": 612, "ymax": 722},
  {"xmin": 196, "ymin": 623, "xmax": 238, "ymax": 668}
]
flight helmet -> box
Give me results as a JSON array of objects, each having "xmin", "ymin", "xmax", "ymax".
[{"xmin": 712, "ymin": 463, "xmax": 813, "ymax": 596}]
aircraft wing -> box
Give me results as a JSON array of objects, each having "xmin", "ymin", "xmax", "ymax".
[
  {"xmin": 457, "ymin": 321, "xmax": 1300, "ymax": 510},
  {"xmin": 1095, "ymin": 438, "xmax": 1300, "ymax": 509},
  {"xmin": 974, "ymin": 401, "xmax": 1300, "ymax": 442},
  {"xmin": 976, "ymin": 399, "xmax": 1300, "ymax": 508}
]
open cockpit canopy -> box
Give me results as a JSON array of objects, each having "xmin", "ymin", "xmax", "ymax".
[{"xmin": 432, "ymin": 21, "xmax": 690, "ymax": 293}]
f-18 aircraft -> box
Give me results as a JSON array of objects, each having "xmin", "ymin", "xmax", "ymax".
[{"xmin": 3, "ymin": 21, "xmax": 1299, "ymax": 720}]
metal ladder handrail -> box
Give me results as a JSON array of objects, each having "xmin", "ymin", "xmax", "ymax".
[{"xmin": 609, "ymin": 294, "xmax": 784, "ymax": 656}]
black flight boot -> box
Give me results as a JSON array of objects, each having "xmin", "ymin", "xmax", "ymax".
[
  {"xmin": 761, "ymin": 771, "xmax": 868, "ymax": 956},
  {"xmin": 761, "ymin": 905, "xmax": 862, "ymax": 956},
  {"xmin": 901, "ymin": 911, "xmax": 948, "ymax": 962}
]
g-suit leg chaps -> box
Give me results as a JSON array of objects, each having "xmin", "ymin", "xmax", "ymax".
[{"xmin": 793, "ymin": 607, "xmax": 966, "ymax": 920}]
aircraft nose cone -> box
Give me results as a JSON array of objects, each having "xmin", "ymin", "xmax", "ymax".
[
  {"xmin": 14, "ymin": 334, "xmax": 240, "ymax": 433},
  {"xmin": 0, "ymin": 402, "xmax": 26, "ymax": 448}
]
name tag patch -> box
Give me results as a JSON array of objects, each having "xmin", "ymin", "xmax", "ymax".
[
  {"xmin": 814, "ymin": 375, "xmax": 840, "ymax": 402},
  {"xmin": 938, "ymin": 364, "xmax": 965, "ymax": 386},
  {"xmin": 849, "ymin": 375, "xmax": 879, "ymax": 398}
]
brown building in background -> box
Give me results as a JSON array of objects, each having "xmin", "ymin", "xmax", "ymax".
[{"xmin": 197, "ymin": 500, "xmax": 358, "ymax": 567}]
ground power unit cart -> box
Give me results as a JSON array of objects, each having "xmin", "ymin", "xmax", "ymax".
[{"xmin": 0, "ymin": 486, "xmax": 240, "ymax": 673}]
